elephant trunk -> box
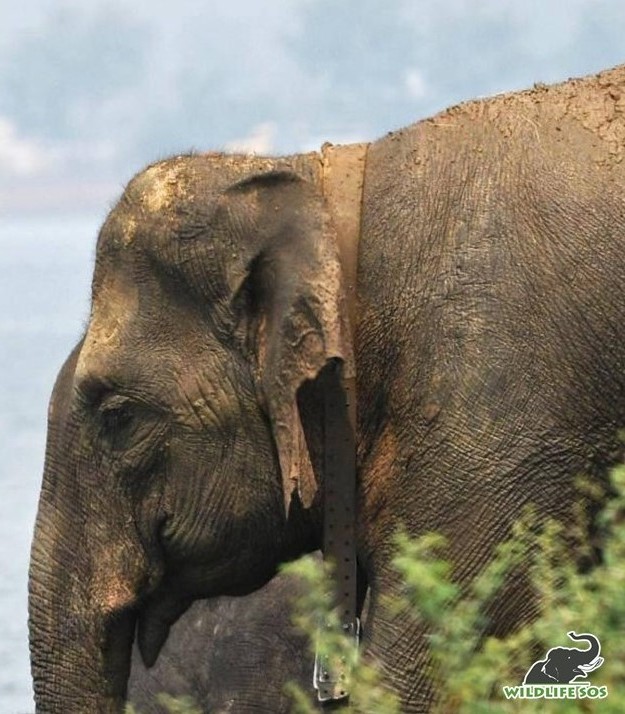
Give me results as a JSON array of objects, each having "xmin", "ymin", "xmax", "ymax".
[
  {"xmin": 29, "ymin": 346, "xmax": 159, "ymax": 712},
  {"xmin": 29, "ymin": 484, "xmax": 139, "ymax": 713},
  {"xmin": 567, "ymin": 631, "xmax": 601, "ymax": 665}
]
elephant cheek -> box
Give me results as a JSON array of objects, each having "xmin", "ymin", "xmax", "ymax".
[{"xmin": 90, "ymin": 567, "xmax": 138, "ymax": 613}]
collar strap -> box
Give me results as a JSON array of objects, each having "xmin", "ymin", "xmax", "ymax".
[{"xmin": 314, "ymin": 142, "xmax": 368, "ymax": 703}]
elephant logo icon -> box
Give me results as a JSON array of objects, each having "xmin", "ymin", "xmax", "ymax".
[{"xmin": 523, "ymin": 631, "xmax": 604, "ymax": 685}]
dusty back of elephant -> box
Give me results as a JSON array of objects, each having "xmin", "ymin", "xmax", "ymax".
[{"xmin": 127, "ymin": 568, "xmax": 315, "ymax": 713}]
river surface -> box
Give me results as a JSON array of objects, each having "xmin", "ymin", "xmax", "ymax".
[{"xmin": 0, "ymin": 214, "xmax": 100, "ymax": 713}]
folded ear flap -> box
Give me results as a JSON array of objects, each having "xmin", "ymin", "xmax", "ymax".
[
  {"xmin": 220, "ymin": 171, "xmax": 354, "ymax": 513},
  {"xmin": 543, "ymin": 658, "xmax": 559, "ymax": 681}
]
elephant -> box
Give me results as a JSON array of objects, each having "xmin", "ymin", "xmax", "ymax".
[
  {"xmin": 127, "ymin": 569, "xmax": 316, "ymax": 713},
  {"xmin": 523, "ymin": 632, "xmax": 603, "ymax": 684},
  {"xmin": 29, "ymin": 62, "xmax": 625, "ymax": 713}
]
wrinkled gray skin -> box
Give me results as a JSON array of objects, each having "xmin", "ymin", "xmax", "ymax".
[
  {"xmin": 127, "ymin": 571, "xmax": 315, "ymax": 712},
  {"xmin": 30, "ymin": 64, "xmax": 625, "ymax": 712}
]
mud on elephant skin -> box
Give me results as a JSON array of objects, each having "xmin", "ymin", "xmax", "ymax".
[
  {"xmin": 127, "ymin": 568, "xmax": 316, "ymax": 713},
  {"xmin": 30, "ymin": 63, "xmax": 625, "ymax": 712}
]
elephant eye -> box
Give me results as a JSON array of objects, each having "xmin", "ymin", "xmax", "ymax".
[
  {"xmin": 97, "ymin": 394, "xmax": 135, "ymax": 441},
  {"xmin": 101, "ymin": 405, "xmax": 132, "ymax": 430}
]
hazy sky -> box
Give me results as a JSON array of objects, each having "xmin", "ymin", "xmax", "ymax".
[{"xmin": 2, "ymin": 0, "xmax": 625, "ymax": 214}]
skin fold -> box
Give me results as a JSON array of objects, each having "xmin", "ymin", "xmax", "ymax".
[{"xmin": 29, "ymin": 64, "xmax": 625, "ymax": 712}]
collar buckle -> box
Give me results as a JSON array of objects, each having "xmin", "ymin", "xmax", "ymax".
[{"xmin": 313, "ymin": 618, "xmax": 361, "ymax": 702}]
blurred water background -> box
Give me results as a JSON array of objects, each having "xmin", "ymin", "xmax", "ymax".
[
  {"xmin": 2, "ymin": 1, "xmax": 625, "ymax": 711},
  {"xmin": 0, "ymin": 214, "xmax": 98, "ymax": 712}
]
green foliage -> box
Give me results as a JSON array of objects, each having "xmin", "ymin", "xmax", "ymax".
[
  {"xmin": 284, "ymin": 466, "xmax": 625, "ymax": 712},
  {"xmin": 282, "ymin": 555, "xmax": 400, "ymax": 714}
]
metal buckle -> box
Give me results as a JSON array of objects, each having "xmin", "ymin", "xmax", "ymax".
[{"xmin": 313, "ymin": 618, "xmax": 361, "ymax": 703}]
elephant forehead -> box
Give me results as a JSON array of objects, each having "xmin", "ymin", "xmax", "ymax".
[
  {"xmin": 134, "ymin": 158, "xmax": 194, "ymax": 213},
  {"xmin": 108, "ymin": 158, "xmax": 197, "ymax": 247},
  {"xmin": 75, "ymin": 270, "xmax": 139, "ymax": 380}
]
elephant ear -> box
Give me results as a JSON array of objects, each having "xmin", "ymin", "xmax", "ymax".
[
  {"xmin": 217, "ymin": 170, "xmax": 354, "ymax": 513},
  {"xmin": 543, "ymin": 658, "xmax": 559, "ymax": 682}
]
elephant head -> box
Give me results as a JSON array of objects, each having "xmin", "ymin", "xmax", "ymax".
[
  {"xmin": 29, "ymin": 154, "xmax": 354, "ymax": 712},
  {"xmin": 524, "ymin": 632, "xmax": 603, "ymax": 684},
  {"xmin": 556, "ymin": 632, "xmax": 603, "ymax": 681}
]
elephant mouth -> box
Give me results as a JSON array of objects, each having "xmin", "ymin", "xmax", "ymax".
[{"xmin": 135, "ymin": 589, "xmax": 193, "ymax": 668}]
